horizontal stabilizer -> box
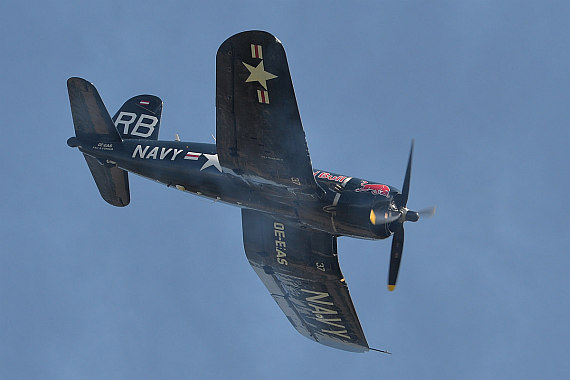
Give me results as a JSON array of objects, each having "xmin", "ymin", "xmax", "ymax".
[
  {"xmin": 67, "ymin": 77, "xmax": 130, "ymax": 206},
  {"xmin": 83, "ymin": 154, "xmax": 130, "ymax": 207},
  {"xmin": 67, "ymin": 77, "xmax": 122, "ymax": 143}
]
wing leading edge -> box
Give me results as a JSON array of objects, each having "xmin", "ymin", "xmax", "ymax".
[
  {"xmin": 216, "ymin": 31, "xmax": 318, "ymax": 196},
  {"xmin": 241, "ymin": 209, "xmax": 369, "ymax": 352}
]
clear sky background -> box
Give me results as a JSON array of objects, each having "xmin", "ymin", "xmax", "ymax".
[{"xmin": 1, "ymin": 1, "xmax": 569, "ymax": 379}]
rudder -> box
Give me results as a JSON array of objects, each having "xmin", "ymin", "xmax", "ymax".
[{"xmin": 112, "ymin": 95, "xmax": 163, "ymax": 140}]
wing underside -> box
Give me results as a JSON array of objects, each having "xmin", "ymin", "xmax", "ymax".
[
  {"xmin": 241, "ymin": 209, "xmax": 369, "ymax": 352},
  {"xmin": 216, "ymin": 31, "xmax": 318, "ymax": 195}
]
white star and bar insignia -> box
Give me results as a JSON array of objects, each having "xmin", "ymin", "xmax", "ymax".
[
  {"xmin": 184, "ymin": 151, "xmax": 201, "ymax": 160},
  {"xmin": 200, "ymin": 153, "xmax": 222, "ymax": 172}
]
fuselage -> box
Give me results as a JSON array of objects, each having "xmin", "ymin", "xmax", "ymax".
[{"xmin": 76, "ymin": 138, "xmax": 399, "ymax": 240}]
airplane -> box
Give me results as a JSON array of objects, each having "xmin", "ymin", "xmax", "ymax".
[{"xmin": 66, "ymin": 30, "xmax": 433, "ymax": 353}]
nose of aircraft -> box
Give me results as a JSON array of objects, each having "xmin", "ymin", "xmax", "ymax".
[{"xmin": 369, "ymin": 197, "xmax": 400, "ymax": 225}]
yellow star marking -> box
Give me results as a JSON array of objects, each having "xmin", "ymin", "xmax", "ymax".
[{"xmin": 242, "ymin": 61, "xmax": 278, "ymax": 90}]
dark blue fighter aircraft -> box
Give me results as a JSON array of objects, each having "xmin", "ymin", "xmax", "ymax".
[{"xmin": 67, "ymin": 31, "xmax": 433, "ymax": 353}]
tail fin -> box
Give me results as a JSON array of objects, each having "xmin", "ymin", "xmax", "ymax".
[
  {"xmin": 112, "ymin": 95, "xmax": 163, "ymax": 140},
  {"xmin": 67, "ymin": 77, "xmax": 130, "ymax": 207}
]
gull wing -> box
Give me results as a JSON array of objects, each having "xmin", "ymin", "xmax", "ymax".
[
  {"xmin": 241, "ymin": 209, "xmax": 369, "ymax": 352},
  {"xmin": 216, "ymin": 31, "xmax": 318, "ymax": 195}
]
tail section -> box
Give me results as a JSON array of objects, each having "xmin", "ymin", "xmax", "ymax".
[
  {"xmin": 67, "ymin": 77, "xmax": 130, "ymax": 207},
  {"xmin": 112, "ymin": 95, "xmax": 162, "ymax": 140}
]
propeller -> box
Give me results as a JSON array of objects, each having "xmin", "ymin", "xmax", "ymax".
[
  {"xmin": 369, "ymin": 140, "xmax": 435, "ymax": 291},
  {"xmin": 387, "ymin": 141, "xmax": 414, "ymax": 291}
]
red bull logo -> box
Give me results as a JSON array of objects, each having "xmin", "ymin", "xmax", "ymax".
[
  {"xmin": 355, "ymin": 181, "xmax": 390, "ymax": 197},
  {"xmin": 317, "ymin": 171, "xmax": 348, "ymax": 183}
]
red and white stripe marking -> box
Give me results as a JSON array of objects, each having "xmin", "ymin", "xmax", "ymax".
[
  {"xmin": 184, "ymin": 152, "xmax": 201, "ymax": 160},
  {"xmin": 257, "ymin": 89, "xmax": 270, "ymax": 104},
  {"xmin": 139, "ymin": 100, "xmax": 150, "ymax": 105},
  {"xmin": 251, "ymin": 44, "xmax": 263, "ymax": 59}
]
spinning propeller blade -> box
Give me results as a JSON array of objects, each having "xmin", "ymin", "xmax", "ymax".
[
  {"xmin": 388, "ymin": 224, "xmax": 404, "ymax": 291},
  {"xmin": 394, "ymin": 140, "xmax": 414, "ymax": 209},
  {"xmin": 418, "ymin": 206, "xmax": 436, "ymax": 219},
  {"xmin": 386, "ymin": 142, "xmax": 413, "ymax": 291},
  {"xmin": 368, "ymin": 141, "xmax": 433, "ymax": 291},
  {"xmin": 386, "ymin": 140, "xmax": 427, "ymax": 291}
]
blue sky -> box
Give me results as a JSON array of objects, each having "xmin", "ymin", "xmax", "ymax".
[{"xmin": 1, "ymin": 1, "xmax": 569, "ymax": 379}]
